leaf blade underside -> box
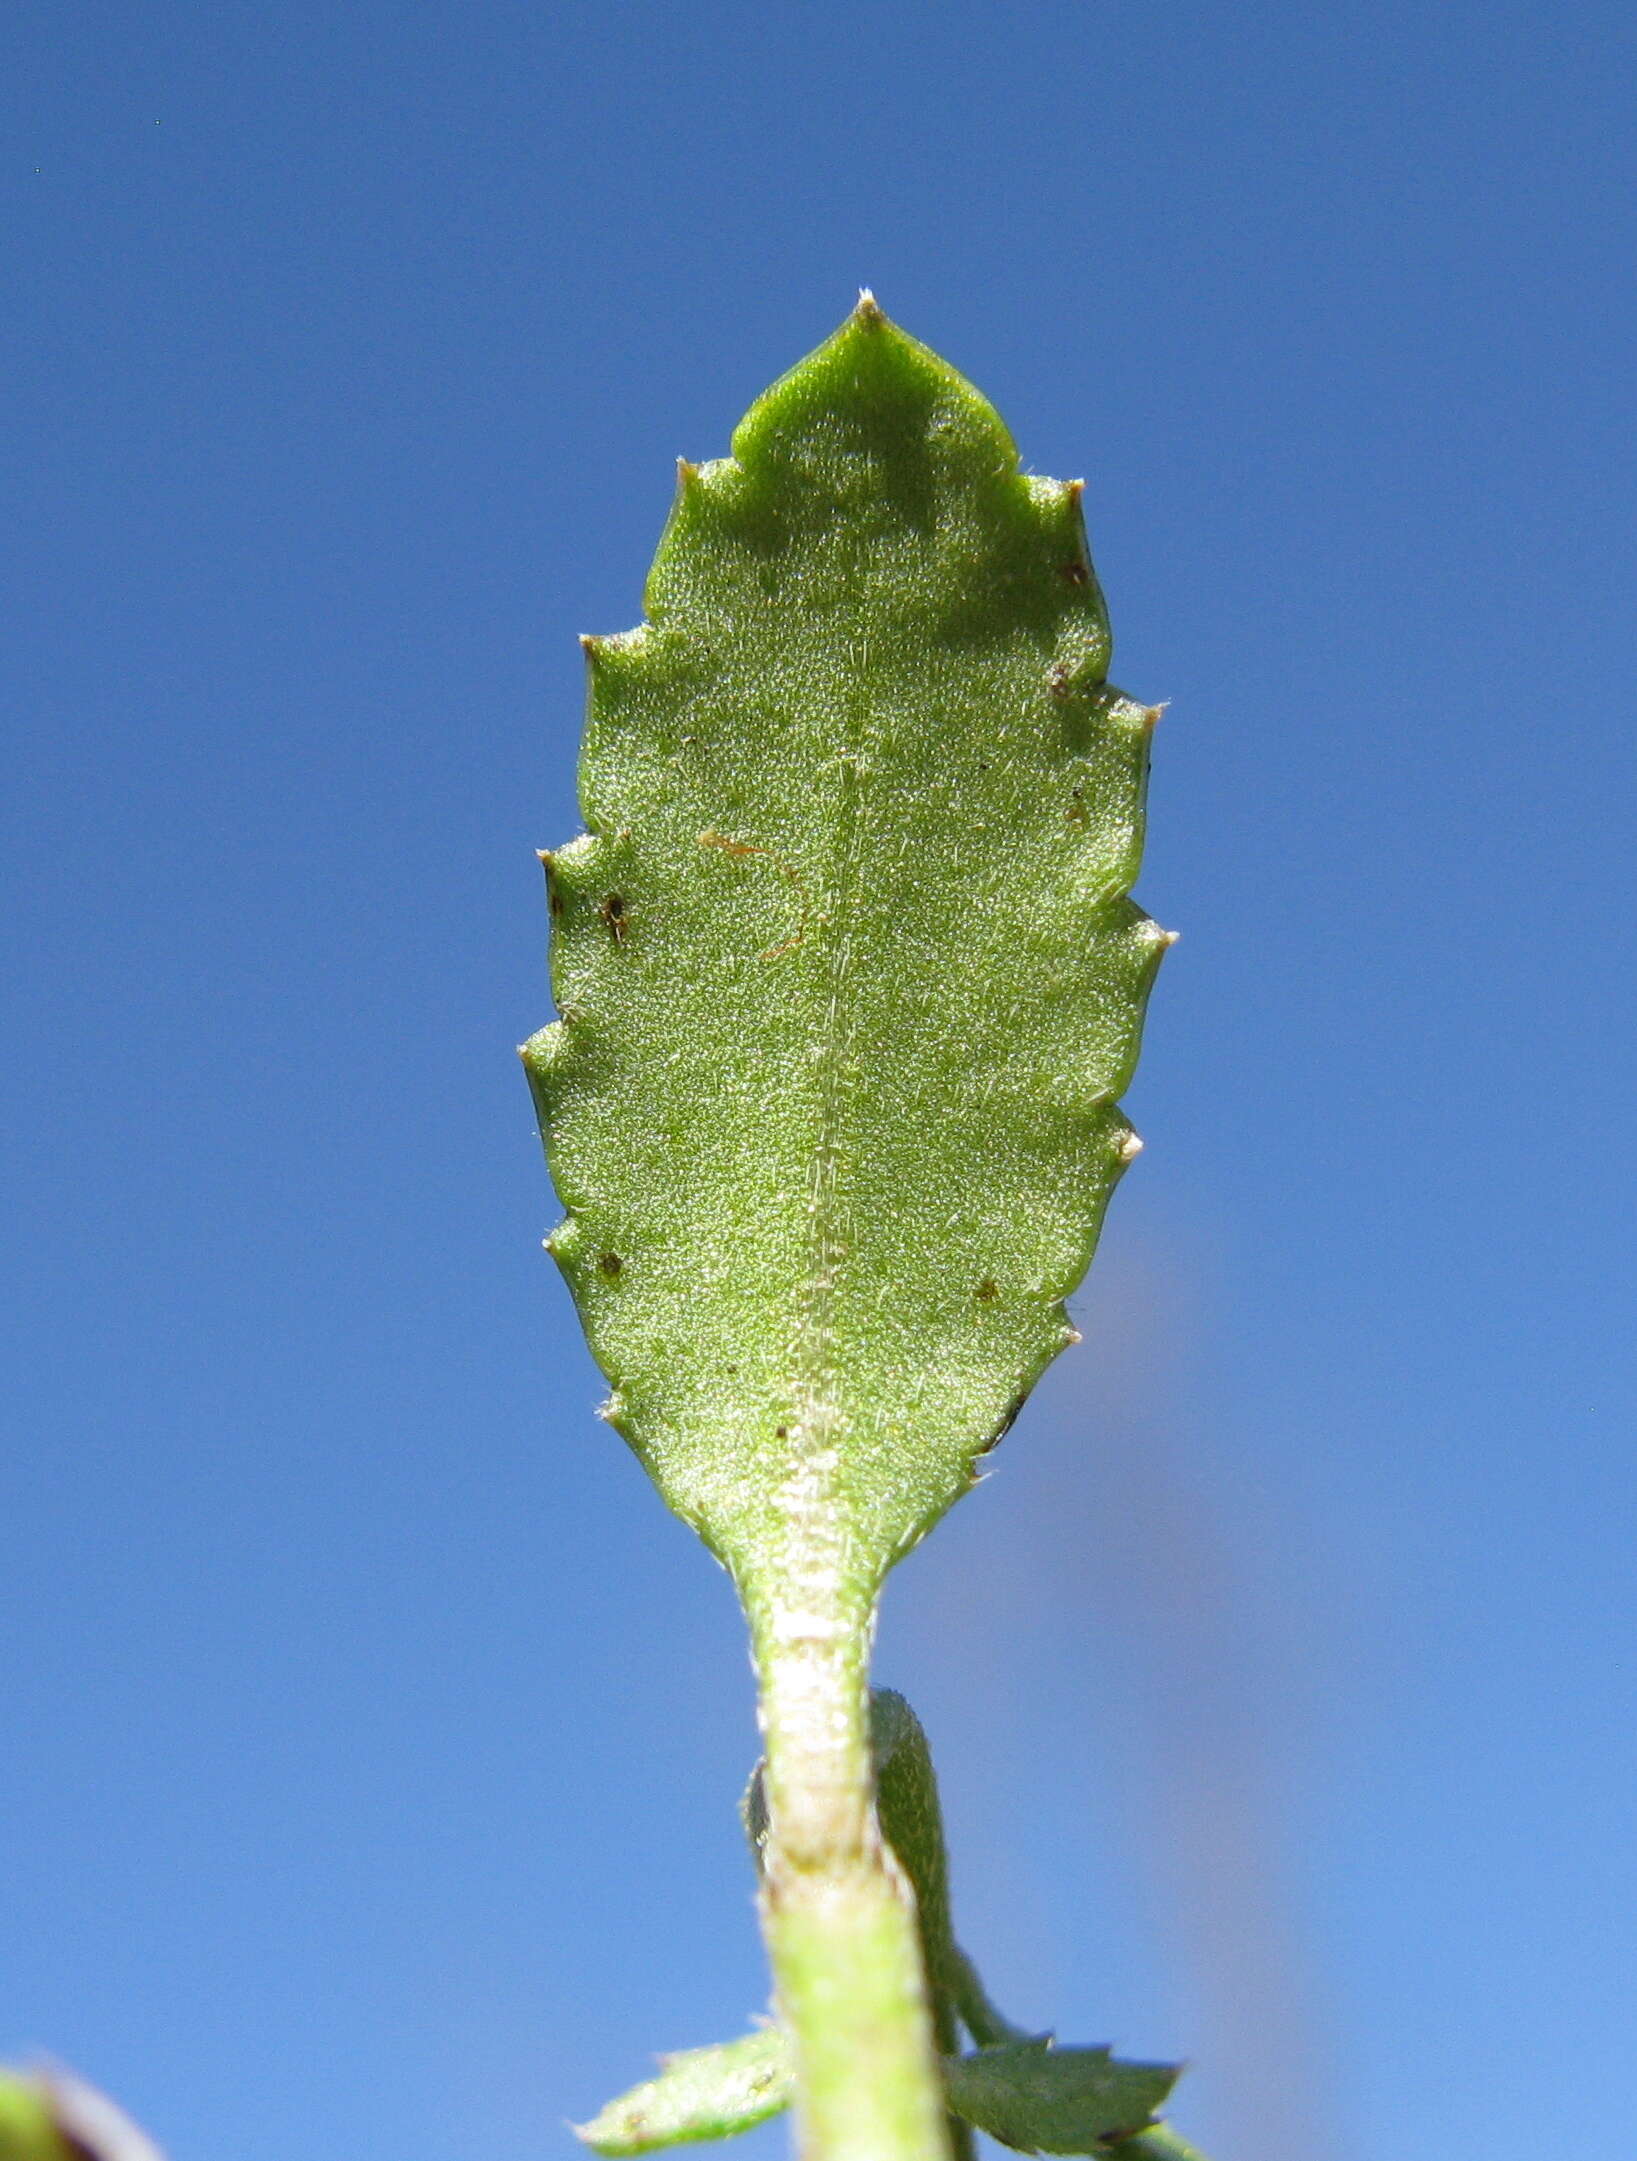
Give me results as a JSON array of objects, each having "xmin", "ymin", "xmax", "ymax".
[{"xmin": 525, "ymin": 300, "xmax": 1166, "ymax": 1593}]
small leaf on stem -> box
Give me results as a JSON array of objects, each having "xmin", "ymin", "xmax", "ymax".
[
  {"xmin": 944, "ymin": 2043, "xmax": 1180, "ymax": 2154},
  {"xmin": 576, "ymin": 2030, "xmax": 795, "ymax": 2156}
]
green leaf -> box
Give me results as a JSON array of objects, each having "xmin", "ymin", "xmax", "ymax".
[
  {"xmin": 943, "ymin": 2044, "xmax": 1179, "ymax": 2154},
  {"xmin": 575, "ymin": 2030, "xmax": 794, "ymax": 2155},
  {"xmin": 525, "ymin": 295, "xmax": 1165, "ymax": 1597},
  {"xmin": 0, "ymin": 2072, "xmax": 160, "ymax": 2161},
  {"xmin": 0, "ymin": 2079, "xmax": 71, "ymax": 2161},
  {"xmin": 1105, "ymin": 2128, "xmax": 1212, "ymax": 2161}
]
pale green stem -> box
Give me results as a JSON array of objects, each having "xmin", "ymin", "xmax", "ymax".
[{"xmin": 746, "ymin": 1583, "xmax": 952, "ymax": 2161}]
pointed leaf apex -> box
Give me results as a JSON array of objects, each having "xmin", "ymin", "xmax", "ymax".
[
  {"xmin": 854, "ymin": 287, "xmax": 885, "ymax": 323},
  {"xmin": 676, "ymin": 457, "xmax": 700, "ymax": 488},
  {"xmin": 728, "ymin": 299, "xmax": 1020, "ymax": 502}
]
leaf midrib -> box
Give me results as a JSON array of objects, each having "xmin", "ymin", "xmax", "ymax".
[{"xmin": 777, "ymin": 628, "xmax": 875, "ymax": 1606}]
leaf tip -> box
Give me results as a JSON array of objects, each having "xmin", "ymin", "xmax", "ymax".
[
  {"xmin": 1118, "ymin": 1130, "xmax": 1145, "ymax": 1163},
  {"xmin": 853, "ymin": 286, "xmax": 885, "ymax": 324},
  {"xmin": 676, "ymin": 456, "xmax": 701, "ymax": 489}
]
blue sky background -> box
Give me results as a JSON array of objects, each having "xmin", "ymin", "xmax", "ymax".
[{"xmin": 4, "ymin": 4, "xmax": 1633, "ymax": 2157}]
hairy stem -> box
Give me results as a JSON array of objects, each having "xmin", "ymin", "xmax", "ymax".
[{"xmin": 747, "ymin": 1585, "xmax": 952, "ymax": 2161}]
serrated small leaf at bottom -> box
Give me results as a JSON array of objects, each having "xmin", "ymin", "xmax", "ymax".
[{"xmin": 944, "ymin": 2043, "xmax": 1180, "ymax": 2154}]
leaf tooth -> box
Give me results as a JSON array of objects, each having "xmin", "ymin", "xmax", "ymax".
[
  {"xmin": 549, "ymin": 832, "xmax": 607, "ymax": 890},
  {"xmin": 520, "ymin": 1020, "xmax": 564, "ymax": 1062},
  {"xmin": 542, "ymin": 1208, "xmax": 578, "ymax": 1254},
  {"xmin": 854, "ymin": 285, "xmax": 885, "ymax": 323},
  {"xmin": 519, "ymin": 1025, "xmax": 576, "ymax": 1124},
  {"xmin": 581, "ymin": 627, "xmax": 651, "ymax": 682},
  {"xmin": 1024, "ymin": 472, "xmax": 1086, "ymax": 523}
]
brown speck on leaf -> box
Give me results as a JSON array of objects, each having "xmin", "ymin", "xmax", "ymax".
[
  {"xmin": 598, "ymin": 1251, "xmax": 623, "ymax": 1278},
  {"xmin": 977, "ymin": 1278, "xmax": 999, "ymax": 1302},
  {"xmin": 1060, "ymin": 560, "xmax": 1090, "ymax": 585},
  {"xmin": 1047, "ymin": 661, "xmax": 1073, "ymax": 700},
  {"xmin": 600, "ymin": 893, "xmax": 628, "ymax": 943},
  {"xmin": 775, "ymin": 1424, "xmax": 788, "ymax": 1439}
]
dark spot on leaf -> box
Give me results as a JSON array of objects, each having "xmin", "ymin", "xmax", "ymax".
[
  {"xmin": 598, "ymin": 1251, "xmax": 623, "ymax": 1277},
  {"xmin": 775, "ymin": 1424, "xmax": 788, "ymax": 1438},
  {"xmin": 977, "ymin": 1278, "xmax": 998, "ymax": 1301},
  {"xmin": 1047, "ymin": 661, "xmax": 1073, "ymax": 700},
  {"xmin": 600, "ymin": 892, "xmax": 628, "ymax": 944},
  {"xmin": 1060, "ymin": 560, "xmax": 1090, "ymax": 585}
]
